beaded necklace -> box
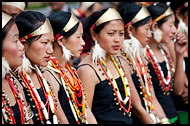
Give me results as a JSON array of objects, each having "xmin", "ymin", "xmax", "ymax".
[
  {"xmin": 97, "ymin": 55, "xmax": 132, "ymax": 117},
  {"xmin": 146, "ymin": 45, "xmax": 174, "ymax": 95},
  {"xmin": 121, "ymin": 50, "xmax": 159, "ymax": 123},
  {"xmin": 19, "ymin": 65, "xmax": 58, "ymax": 124},
  {"xmin": 48, "ymin": 57, "xmax": 87, "ymax": 124},
  {"xmin": 2, "ymin": 73, "xmax": 28, "ymax": 124}
]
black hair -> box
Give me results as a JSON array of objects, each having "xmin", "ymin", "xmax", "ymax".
[
  {"xmin": 48, "ymin": 11, "xmax": 79, "ymax": 39},
  {"xmin": 118, "ymin": 2, "xmax": 152, "ymax": 30},
  {"xmin": 170, "ymin": 2, "xmax": 188, "ymax": 24},
  {"xmin": 2, "ymin": 18, "xmax": 15, "ymax": 41},
  {"xmin": 147, "ymin": 2, "xmax": 172, "ymax": 28},
  {"xmin": 15, "ymin": 11, "xmax": 46, "ymax": 45}
]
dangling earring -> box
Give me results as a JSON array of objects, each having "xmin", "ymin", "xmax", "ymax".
[
  {"xmin": 153, "ymin": 28, "xmax": 163, "ymax": 43},
  {"xmin": 61, "ymin": 44, "xmax": 73, "ymax": 61},
  {"xmin": 92, "ymin": 40, "xmax": 106, "ymax": 65},
  {"xmin": 18, "ymin": 53, "xmax": 34, "ymax": 74},
  {"xmin": 2, "ymin": 57, "xmax": 10, "ymax": 78},
  {"xmin": 130, "ymin": 33, "xmax": 145, "ymax": 57},
  {"xmin": 177, "ymin": 18, "xmax": 188, "ymax": 35}
]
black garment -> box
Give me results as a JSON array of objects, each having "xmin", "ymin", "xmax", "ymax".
[
  {"xmin": 45, "ymin": 69, "xmax": 82, "ymax": 124},
  {"xmin": 77, "ymin": 64, "xmax": 133, "ymax": 124},
  {"xmin": 148, "ymin": 61, "xmax": 180, "ymax": 123},
  {"xmin": 184, "ymin": 57, "xmax": 188, "ymax": 78},
  {"xmin": 3, "ymin": 102, "xmax": 21, "ymax": 124},
  {"xmin": 172, "ymin": 57, "xmax": 188, "ymax": 112},
  {"xmin": 130, "ymin": 72, "xmax": 146, "ymax": 124},
  {"xmin": 23, "ymin": 87, "xmax": 53, "ymax": 124}
]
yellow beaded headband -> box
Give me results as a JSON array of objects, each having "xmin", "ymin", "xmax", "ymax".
[
  {"xmin": 95, "ymin": 8, "xmax": 122, "ymax": 27},
  {"xmin": 20, "ymin": 18, "xmax": 53, "ymax": 41},
  {"xmin": 152, "ymin": 7, "xmax": 173, "ymax": 22},
  {"xmin": 2, "ymin": 12, "xmax": 12, "ymax": 29},
  {"xmin": 2, "ymin": 2, "xmax": 26, "ymax": 11},
  {"xmin": 131, "ymin": 6, "xmax": 150, "ymax": 24},
  {"xmin": 54, "ymin": 13, "xmax": 79, "ymax": 41}
]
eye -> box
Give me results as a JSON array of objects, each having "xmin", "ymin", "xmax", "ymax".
[
  {"xmin": 120, "ymin": 32, "xmax": 124, "ymax": 36},
  {"xmin": 41, "ymin": 42, "xmax": 48, "ymax": 44},
  {"xmin": 108, "ymin": 32, "xmax": 114, "ymax": 36},
  {"xmin": 14, "ymin": 40, "xmax": 18, "ymax": 43}
]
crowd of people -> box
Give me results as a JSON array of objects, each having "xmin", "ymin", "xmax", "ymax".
[{"xmin": 2, "ymin": 2, "xmax": 188, "ymax": 124}]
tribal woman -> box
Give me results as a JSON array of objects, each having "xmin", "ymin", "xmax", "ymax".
[
  {"xmin": 118, "ymin": 2, "xmax": 168, "ymax": 124},
  {"xmin": 146, "ymin": 2, "xmax": 188, "ymax": 124},
  {"xmin": 46, "ymin": 11, "xmax": 97, "ymax": 124},
  {"xmin": 2, "ymin": 12, "xmax": 32, "ymax": 124},
  {"xmin": 77, "ymin": 8, "xmax": 154, "ymax": 124},
  {"xmin": 14, "ymin": 11, "xmax": 68, "ymax": 124}
]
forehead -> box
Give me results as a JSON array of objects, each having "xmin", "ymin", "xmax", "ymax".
[{"xmin": 103, "ymin": 20, "xmax": 124, "ymax": 30}]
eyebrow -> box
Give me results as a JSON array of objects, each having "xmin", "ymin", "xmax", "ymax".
[
  {"xmin": 42, "ymin": 39, "xmax": 54, "ymax": 42},
  {"xmin": 13, "ymin": 34, "xmax": 19, "ymax": 38}
]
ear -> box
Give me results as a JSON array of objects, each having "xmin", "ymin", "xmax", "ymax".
[
  {"xmin": 151, "ymin": 21, "xmax": 158, "ymax": 31},
  {"xmin": 175, "ymin": 11, "xmax": 182, "ymax": 21},
  {"xmin": 126, "ymin": 24, "xmax": 133, "ymax": 35},
  {"xmin": 90, "ymin": 30, "xmax": 98, "ymax": 41},
  {"xmin": 57, "ymin": 36, "xmax": 65, "ymax": 46}
]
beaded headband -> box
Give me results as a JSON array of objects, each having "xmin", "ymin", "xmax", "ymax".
[
  {"xmin": 2, "ymin": 2, "xmax": 26, "ymax": 11},
  {"xmin": 20, "ymin": 18, "xmax": 53, "ymax": 41},
  {"xmin": 80, "ymin": 2, "xmax": 95, "ymax": 13},
  {"xmin": 131, "ymin": 6, "xmax": 150, "ymax": 24},
  {"xmin": 95, "ymin": 8, "xmax": 122, "ymax": 27},
  {"xmin": 152, "ymin": 7, "xmax": 173, "ymax": 22},
  {"xmin": 2, "ymin": 12, "xmax": 12, "ymax": 29},
  {"xmin": 54, "ymin": 13, "xmax": 79, "ymax": 41}
]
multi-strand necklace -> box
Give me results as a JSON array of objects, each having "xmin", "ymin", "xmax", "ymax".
[
  {"xmin": 2, "ymin": 73, "xmax": 28, "ymax": 124},
  {"xmin": 121, "ymin": 49, "xmax": 159, "ymax": 123},
  {"xmin": 48, "ymin": 57, "xmax": 87, "ymax": 124},
  {"xmin": 19, "ymin": 65, "xmax": 58, "ymax": 124},
  {"xmin": 97, "ymin": 55, "xmax": 132, "ymax": 117},
  {"xmin": 146, "ymin": 45, "xmax": 174, "ymax": 95}
]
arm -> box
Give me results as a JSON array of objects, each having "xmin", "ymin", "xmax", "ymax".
[
  {"xmin": 172, "ymin": 33, "xmax": 188, "ymax": 95},
  {"xmin": 77, "ymin": 65, "xmax": 97, "ymax": 109},
  {"xmin": 86, "ymin": 103, "xmax": 97, "ymax": 124},
  {"xmin": 44, "ymin": 71, "xmax": 69, "ymax": 124},
  {"xmin": 150, "ymin": 85, "xmax": 167, "ymax": 119}
]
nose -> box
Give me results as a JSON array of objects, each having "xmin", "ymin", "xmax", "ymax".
[
  {"xmin": 81, "ymin": 38, "xmax": 85, "ymax": 47},
  {"xmin": 47, "ymin": 43, "xmax": 54, "ymax": 54},
  {"xmin": 172, "ymin": 25, "xmax": 177, "ymax": 35},
  {"xmin": 147, "ymin": 29, "xmax": 152, "ymax": 38},
  {"xmin": 114, "ymin": 34, "xmax": 121, "ymax": 43},
  {"xmin": 18, "ymin": 39, "xmax": 25, "ymax": 52}
]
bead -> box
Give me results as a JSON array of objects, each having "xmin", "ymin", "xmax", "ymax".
[
  {"xmin": 116, "ymin": 102, "xmax": 119, "ymax": 105},
  {"xmin": 30, "ymin": 98, "xmax": 33, "ymax": 101},
  {"xmin": 27, "ymin": 94, "xmax": 31, "ymax": 96},
  {"xmin": 119, "ymin": 108, "xmax": 122, "ymax": 111},
  {"xmin": 32, "ymin": 105, "xmax": 36, "ymax": 108},
  {"xmin": 113, "ymin": 93, "xmax": 116, "ymax": 96},
  {"xmin": 114, "ymin": 98, "xmax": 117, "ymax": 101},
  {"xmin": 102, "ymin": 73, "xmax": 105, "ymax": 75},
  {"xmin": 99, "ymin": 68, "xmax": 101, "ymax": 71},
  {"xmin": 108, "ymin": 82, "xmax": 111, "ymax": 85},
  {"xmin": 123, "ymin": 112, "xmax": 126, "ymax": 116}
]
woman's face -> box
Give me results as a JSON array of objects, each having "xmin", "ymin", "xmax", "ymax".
[
  {"xmin": 64, "ymin": 22, "xmax": 85, "ymax": 58},
  {"xmin": 160, "ymin": 14, "xmax": 176, "ymax": 43},
  {"xmin": 132, "ymin": 20, "xmax": 152, "ymax": 48},
  {"xmin": 2, "ymin": 23, "xmax": 24, "ymax": 68},
  {"xmin": 25, "ymin": 32, "xmax": 54, "ymax": 67},
  {"xmin": 96, "ymin": 20, "xmax": 125, "ymax": 55}
]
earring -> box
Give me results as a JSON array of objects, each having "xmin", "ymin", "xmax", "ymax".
[
  {"xmin": 153, "ymin": 28, "xmax": 163, "ymax": 43},
  {"xmin": 18, "ymin": 53, "xmax": 34, "ymax": 74},
  {"xmin": 129, "ymin": 33, "xmax": 145, "ymax": 58},
  {"xmin": 177, "ymin": 18, "xmax": 188, "ymax": 35},
  {"xmin": 2, "ymin": 57, "xmax": 10, "ymax": 78},
  {"xmin": 92, "ymin": 40, "xmax": 106, "ymax": 65},
  {"xmin": 61, "ymin": 44, "xmax": 73, "ymax": 61}
]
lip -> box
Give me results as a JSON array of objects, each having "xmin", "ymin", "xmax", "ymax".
[
  {"xmin": 44, "ymin": 56, "xmax": 51, "ymax": 61},
  {"xmin": 146, "ymin": 41, "xmax": 149, "ymax": 44},
  {"xmin": 20, "ymin": 53, "xmax": 24, "ymax": 59},
  {"xmin": 112, "ymin": 45, "xmax": 120, "ymax": 50},
  {"xmin": 79, "ymin": 48, "xmax": 83, "ymax": 54}
]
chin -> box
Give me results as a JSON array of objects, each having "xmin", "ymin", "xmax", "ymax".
[{"xmin": 40, "ymin": 62, "xmax": 48, "ymax": 67}]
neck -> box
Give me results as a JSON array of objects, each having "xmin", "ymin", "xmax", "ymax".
[
  {"xmin": 148, "ymin": 38, "xmax": 160, "ymax": 52},
  {"xmin": 105, "ymin": 53, "xmax": 112, "ymax": 63},
  {"xmin": 52, "ymin": 45, "xmax": 67, "ymax": 68}
]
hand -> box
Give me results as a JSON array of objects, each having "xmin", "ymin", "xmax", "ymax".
[
  {"xmin": 174, "ymin": 33, "xmax": 188, "ymax": 56},
  {"xmin": 181, "ymin": 84, "xmax": 188, "ymax": 104}
]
